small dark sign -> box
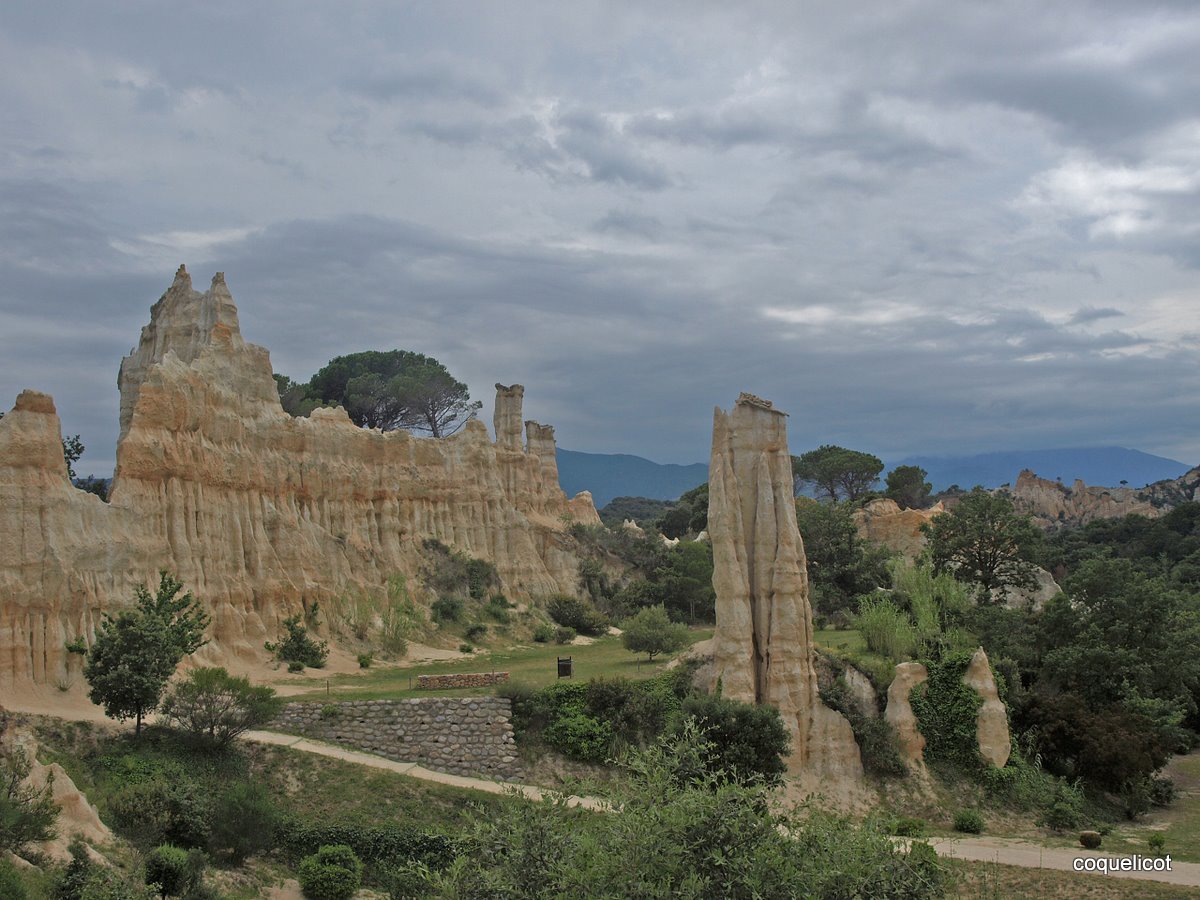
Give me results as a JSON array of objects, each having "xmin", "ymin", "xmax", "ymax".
[{"xmin": 557, "ymin": 656, "xmax": 573, "ymax": 678}]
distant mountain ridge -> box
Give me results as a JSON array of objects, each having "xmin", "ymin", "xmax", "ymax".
[
  {"xmin": 557, "ymin": 446, "xmax": 1194, "ymax": 509},
  {"xmin": 897, "ymin": 447, "xmax": 1191, "ymax": 493},
  {"xmin": 557, "ymin": 449, "xmax": 707, "ymax": 508}
]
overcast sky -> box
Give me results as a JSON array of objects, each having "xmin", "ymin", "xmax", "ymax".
[{"xmin": 2, "ymin": 1, "xmax": 1199, "ymax": 475}]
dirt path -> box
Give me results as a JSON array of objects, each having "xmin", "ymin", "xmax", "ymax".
[
  {"xmin": 243, "ymin": 730, "xmax": 612, "ymax": 811},
  {"xmin": 249, "ymin": 730, "xmax": 1200, "ymax": 888},
  {"xmin": 920, "ymin": 835, "xmax": 1200, "ymax": 887}
]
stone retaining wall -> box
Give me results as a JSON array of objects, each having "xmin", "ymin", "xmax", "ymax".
[
  {"xmin": 416, "ymin": 672, "xmax": 510, "ymax": 690},
  {"xmin": 271, "ymin": 697, "xmax": 522, "ymax": 781}
]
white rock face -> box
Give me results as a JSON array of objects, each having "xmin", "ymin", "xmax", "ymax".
[
  {"xmin": 0, "ymin": 268, "xmax": 599, "ymax": 688},
  {"xmin": 709, "ymin": 393, "xmax": 864, "ymax": 789},
  {"xmin": 885, "ymin": 661, "xmax": 929, "ymax": 769},
  {"xmin": 962, "ymin": 647, "xmax": 1012, "ymax": 768}
]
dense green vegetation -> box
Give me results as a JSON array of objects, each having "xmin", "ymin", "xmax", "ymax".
[{"xmin": 598, "ymin": 495, "xmax": 677, "ymax": 527}]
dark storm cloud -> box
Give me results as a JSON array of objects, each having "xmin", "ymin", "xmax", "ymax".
[{"xmin": 2, "ymin": 0, "xmax": 1199, "ymax": 474}]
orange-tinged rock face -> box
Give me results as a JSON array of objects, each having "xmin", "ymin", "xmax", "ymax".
[{"xmin": 0, "ymin": 268, "xmax": 599, "ymax": 689}]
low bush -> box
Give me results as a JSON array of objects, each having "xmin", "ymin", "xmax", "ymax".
[
  {"xmin": 675, "ymin": 692, "xmax": 790, "ymax": 786},
  {"xmin": 952, "ymin": 809, "xmax": 984, "ymax": 834},
  {"xmin": 544, "ymin": 712, "xmax": 615, "ymax": 763},
  {"xmin": 298, "ymin": 844, "xmax": 363, "ymax": 900},
  {"xmin": 546, "ymin": 595, "xmax": 609, "ymax": 636},
  {"xmin": 208, "ymin": 782, "xmax": 278, "ymax": 863},
  {"xmin": 160, "ymin": 667, "xmax": 284, "ymax": 750},
  {"xmin": 484, "ymin": 596, "xmax": 511, "ymax": 624},
  {"xmin": 1079, "ymin": 830, "xmax": 1102, "ymax": 849},
  {"xmin": 887, "ymin": 816, "xmax": 926, "ymax": 837},
  {"xmin": 275, "ymin": 820, "xmax": 456, "ymax": 871},
  {"xmin": 1039, "ymin": 782, "xmax": 1085, "ymax": 832},
  {"xmin": 357, "ymin": 653, "xmax": 373, "ymax": 669},
  {"xmin": 464, "ymin": 623, "xmax": 488, "ymax": 642},
  {"xmin": 1149, "ymin": 832, "xmax": 1166, "ymax": 856},
  {"xmin": 0, "ymin": 858, "xmax": 26, "ymax": 900},
  {"xmin": 107, "ymin": 778, "xmax": 213, "ymax": 849},
  {"xmin": 458, "ymin": 643, "xmax": 473, "ymax": 653},
  {"xmin": 532, "ymin": 624, "xmax": 555, "ymax": 643},
  {"xmin": 1150, "ymin": 774, "xmax": 1177, "ymax": 807},
  {"xmin": 554, "ymin": 626, "xmax": 577, "ymax": 644},
  {"xmin": 143, "ymin": 844, "xmax": 198, "ymax": 898},
  {"xmin": 265, "ymin": 616, "xmax": 328, "ymax": 669},
  {"xmin": 430, "ymin": 597, "xmax": 463, "ymax": 624}
]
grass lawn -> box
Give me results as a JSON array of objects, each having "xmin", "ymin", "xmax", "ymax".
[{"xmin": 286, "ymin": 628, "xmax": 713, "ymax": 702}]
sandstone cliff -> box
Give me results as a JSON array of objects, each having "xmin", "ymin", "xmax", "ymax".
[
  {"xmin": 0, "ymin": 267, "xmax": 598, "ymax": 688},
  {"xmin": 851, "ymin": 498, "xmax": 943, "ymax": 560},
  {"xmin": 1002, "ymin": 469, "xmax": 1163, "ymax": 528},
  {"xmin": 709, "ymin": 393, "xmax": 864, "ymax": 790}
]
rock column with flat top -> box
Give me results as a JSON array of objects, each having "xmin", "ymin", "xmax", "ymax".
[{"xmin": 709, "ymin": 393, "xmax": 864, "ymax": 790}]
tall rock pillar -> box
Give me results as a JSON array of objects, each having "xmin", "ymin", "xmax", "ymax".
[
  {"xmin": 493, "ymin": 384, "xmax": 525, "ymax": 451},
  {"xmin": 710, "ymin": 393, "xmax": 864, "ymax": 789}
]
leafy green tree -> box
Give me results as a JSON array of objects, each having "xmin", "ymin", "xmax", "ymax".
[
  {"xmin": 273, "ymin": 374, "xmax": 325, "ymax": 417},
  {"xmin": 160, "ymin": 667, "xmax": 284, "ymax": 749},
  {"xmin": 83, "ymin": 572, "xmax": 210, "ymax": 734},
  {"xmin": 0, "ymin": 741, "xmax": 58, "ymax": 854},
  {"xmin": 795, "ymin": 499, "xmax": 892, "ymax": 613},
  {"xmin": 655, "ymin": 482, "xmax": 709, "ymax": 538},
  {"xmin": 306, "ymin": 350, "xmax": 482, "ymax": 437},
  {"xmin": 885, "ymin": 465, "xmax": 932, "ymax": 509},
  {"xmin": 620, "ymin": 605, "xmax": 690, "ymax": 661},
  {"xmin": 677, "ymin": 693, "xmax": 791, "ymax": 786},
  {"xmin": 921, "ymin": 489, "xmax": 1040, "ymax": 598},
  {"xmin": 264, "ymin": 616, "xmax": 328, "ymax": 669},
  {"xmin": 792, "ymin": 445, "xmax": 884, "ymax": 502},
  {"xmin": 652, "ymin": 541, "xmax": 716, "ymax": 623}
]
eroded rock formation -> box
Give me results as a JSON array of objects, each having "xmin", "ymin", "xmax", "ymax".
[
  {"xmin": 851, "ymin": 498, "xmax": 944, "ymax": 559},
  {"xmin": 0, "ymin": 267, "xmax": 598, "ymax": 688},
  {"xmin": 709, "ymin": 393, "xmax": 864, "ymax": 788},
  {"xmin": 885, "ymin": 662, "xmax": 929, "ymax": 769},
  {"xmin": 963, "ymin": 647, "xmax": 1011, "ymax": 768},
  {"xmin": 1002, "ymin": 469, "xmax": 1163, "ymax": 528},
  {"xmin": 883, "ymin": 649, "xmax": 1011, "ymax": 770}
]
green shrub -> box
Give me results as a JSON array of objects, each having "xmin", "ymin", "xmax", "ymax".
[
  {"xmin": 1150, "ymin": 775, "xmax": 1177, "ymax": 807},
  {"xmin": 532, "ymin": 624, "xmax": 555, "ymax": 643},
  {"xmin": 1039, "ymin": 782, "xmax": 1085, "ymax": 832},
  {"xmin": 458, "ymin": 643, "xmax": 473, "ymax": 653},
  {"xmin": 952, "ymin": 809, "xmax": 984, "ymax": 834},
  {"xmin": 887, "ymin": 816, "xmax": 926, "ymax": 837},
  {"xmin": 275, "ymin": 820, "xmax": 456, "ymax": 871},
  {"xmin": 854, "ymin": 596, "xmax": 916, "ymax": 660},
  {"xmin": 298, "ymin": 844, "xmax": 363, "ymax": 900},
  {"xmin": 1080, "ymin": 830, "xmax": 1102, "ymax": 849},
  {"xmin": 0, "ymin": 857, "xmax": 26, "ymax": 900},
  {"xmin": 265, "ymin": 616, "xmax": 328, "ymax": 669},
  {"xmin": 357, "ymin": 653, "xmax": 373, "ymax": 669},
  {"xmin": 484, "ymin": 596, "xmax": 511, "ymax": 624},
  {"xmin": 544, "ymin": 713, "xmax": 614, "ymax": 763},
  {"xmin": 464, "ymin": 623, "xmax": 488, "ymax": 642},
  {"xmin": 1148, "ymin": 832, "xmax": 1166, "ymax": 856},
  {"xmin": 909, "ymin": 651, "xmax": 983, "ymax": 769},
  {"xmin": 143, "ymin": 845, "xmax": 193, "ymax": 897},
  {"xmin": 546, "ymin": 595, "xmax": 609, "ymax": 636},
  {"xmin": 107, "ymin": 778, "xmax": 212, "ymax": 849},
  {"xmin": 287, "ymin": 661, "xmax": 304, "ymax": 674},
  {"xmin": 0, "ymin": 743, "xmax": 58, "ymax": 854},
  {"xmin": 554, "ymin": 626, "xmax": 577, "ymax": 644},
  {"xmin": 208, "ymin": 782, "xmax": 278, "ymax": 864},
  {"xmin": 430, "ymin": 597, "xmax": 463, "ymax": 624},
  {"xmin": 160, "ymin": 667, "xmax": 284, "ymax": 750},
  {"xmin": 676, "ymin": 692, "xmax": 789, "ymax": 786}
]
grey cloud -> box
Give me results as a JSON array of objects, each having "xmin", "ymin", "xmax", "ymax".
[
  {"xmin": 1069, "ymin": 306, "xmax": 1124, "ymax": 325},
  {"xmin": 592, "ymin": 209, "xmax": 664, "ymax": 240}
]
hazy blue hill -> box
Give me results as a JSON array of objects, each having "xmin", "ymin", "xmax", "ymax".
[
  {"xmin": 557, "ymin": 449, "xmax": 707, "ymax": 508},
  {"xmin": 896, "ymin": 447, "xmax": 1191, "ymax": 492}
]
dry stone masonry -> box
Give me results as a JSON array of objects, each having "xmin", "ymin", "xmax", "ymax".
[
  {"xmin": 416, "ymin": 672, "xmax": 510, "ymax": 690},
  {"xmin": 0, "ymin": 267, "xmax": 600, "ymax": 688},
  {"xmin": 272, "ymin": 697, "xmax": 523, "ymax": 781}
]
